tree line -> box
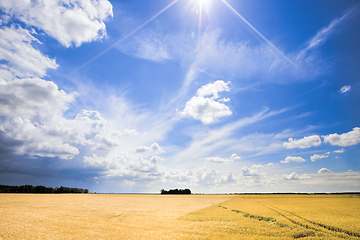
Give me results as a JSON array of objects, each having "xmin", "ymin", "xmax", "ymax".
[
  {"xmin": 161, "ymin": 188, "xmax": 191, "ymax": 194},
  {"xmin": 0, "ymin": 185, "xmax": 89, "ymax": 194}
]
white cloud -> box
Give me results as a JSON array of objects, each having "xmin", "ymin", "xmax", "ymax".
[
  {"xmin": 0, "ymin": 77, "xmax": 95, "ymax": 159},
  {"xmin": 165, "ymin": 168, "xmax": 238, "ymax": 186},
  {"xmin": 281, "ymin": 156, "xmax": 306, "ymax": 163},
  {"xmin": 119, "ymin": 28, "xmax": 325, "ymax": 85},
  {"xmin": 117, "ymin": 30, "xmax": 171, "ymax": 62},
  {"xmin": 322, "ymin": 127, "xmax": 360, "ymax": 147},
  {"xmin": 242, "ymin": 165, "xmax": 262, "ymax": 177},
  {"xmin": 181, "ymin": 96, "xmax": 232, "ymax": 124},
  {"xmin": 231, "ymin": 154, "xmax": 241, "ymax": 160},
  {"xmin": 305, "ymin": 10, "xmax": 351, "ymax": 51},
  {"xmin": 85, "ymin": 155, "xmax": 163, "ymax": 183},
  {"xmin": 196, "ymin": 168, "xmax": 221, "ymax": 185},
  {"xmin": 310, "ymin": 152, "xmax": 329, "ymax": 162},
  {"xmin": 20, "ymin": 140, "xmax": 79, "ymax": 160},
  {"xmin": 0, "ymin": 77, "xmax": 121, "ymax": 160},
  {"xmin": 206, "ymin": 156, "xmax": 232, "ymax": 164},
  {"xmin": 0, "ymin": 26, "xmax": 58, "ymax": 79},
  {"xmin": 192, "ymin": 30, "xmax": 325, "ymax": 83},
  {"xmin": 218, "ymin": 172, "xmax": 236, "ymax": 184},
  {"xmin": 196, "ymin": 80, "xmax": 230, "ymax": 99},
  {"xmin": 172, "ymin": 108, "xmax": 286, "ymax": 164},
  {"xmin": 318, "ymin": 168, "xmax": 332, "ymax": 174},
  {"xmin": 0, "ymin": 0, "xmax": 113, "ymax": 47},
  {"xmin": 0, "ymin": 0, "xmax": 177, "ymax": 164},
  {"xmin": 340, "ymin": 85, "xmax": 351, "ymax": 93},
  {"xmin": 91, "ymin": 131, "xmax": 121, "ymax": 151},
  {"xmin": 0, "ymin": 78, "xmax": 77, "ymax": 118},
  {"xmin": 0, "ymin": 108, "xmax": 110, "ymax": 159},
  {"xmin": 181, "ymin": 80, "xmax": 232, "ymax": 124},
  {"xmin": 91, "ymin": 128, "xmax": 138, "ymax": 151},
  {"xmin": 283, "ymin": 135, "xmax": 321, "ymax": 149},
  {"xmin": 150, "ymin": 156, "xmax": 164, "ymax": 163},
  {"xmin": 136, "ymin": 143, "xmax": 163, "ymax": 153},
  {"xmin": 283, "ymin": 172, "xmax": 311, "ymax": 180},
  {"xmin": 334, "ymin": 148, "xmax": 344, "ymax": 153}
]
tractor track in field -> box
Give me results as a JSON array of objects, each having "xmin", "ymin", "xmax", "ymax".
[
  {"xmin": 261, "ymin": 203, "xmax": 360, "ymax": 239},
  {"xmin": 218, "ymin": 202, "xmax": 360, "ymax": 239}
]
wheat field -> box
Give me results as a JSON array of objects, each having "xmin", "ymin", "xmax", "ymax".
[{"xmin": 1, "ymin": 194, "xmax": 359, "ymax": 239}]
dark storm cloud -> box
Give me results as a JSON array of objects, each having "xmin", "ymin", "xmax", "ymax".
[{"xmin": 0, "ymin": 131, "xmax": 23, "ymax": 154}]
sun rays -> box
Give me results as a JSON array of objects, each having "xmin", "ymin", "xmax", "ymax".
[
  {"xmin": 73, "ymin": 0, "xmax": 297, "ymax": 73},
  {"xmin": 72, "ymin": 0, "xmax": 179, "ymax": 73}
]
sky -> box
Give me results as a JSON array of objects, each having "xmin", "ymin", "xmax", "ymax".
[{"xmin": 0, "ymin": 0, "xmax": 359, "ymax": 193}]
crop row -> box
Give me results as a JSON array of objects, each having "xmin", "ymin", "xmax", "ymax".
[
  {"xmin": 218, "ymin": 205, "xmax": 276, "ymax": 223},
  {"xmin": 268, "ymin": 205, "xmax": 360, "ymax": 238}
]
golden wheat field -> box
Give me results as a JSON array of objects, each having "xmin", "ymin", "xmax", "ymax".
[{"xmin": 1, "ymin": 194, "xmax": 359, "ymax": 239}]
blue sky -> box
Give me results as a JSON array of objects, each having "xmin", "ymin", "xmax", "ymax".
[{"xmin": 0, "ymin": 0, "xmax": 359, "ymax": 193}]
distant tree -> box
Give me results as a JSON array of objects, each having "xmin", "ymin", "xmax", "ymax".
[
  {"xmin": 0, "ymin": 185, "xmax": 89, "ymax": 194},
  {"xmin": 160, "ymin": 188, "xmax": 191, "ymax": 194}
]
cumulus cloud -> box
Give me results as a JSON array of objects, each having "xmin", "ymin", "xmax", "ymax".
[
  {"xmin": 231, "ymin": 154, "xmax": 241, "ymax": 160},
  {"xmin": 0, "ymin": 0, "xmax": 116, "ymax": 160},
  {"xmin": 150, "ymin": 156, "xmax": 164, "ymax": 163},
  {"xmin": 91, "ymin": 128, "xmax": 138, "ymax": 151},
  {"xmin": 206, "ymin": 156, "xmax": 232, "ymax": 164},
  {"xmin": 196, "ymin": 168, "xmax": 220, "ymax": 185},
  {"xmin": 218, "ymin": 172, "xmax": 236, "ymax": 184},
  {"xmin": 196, "ymin": 80, "xmax": 230, "ymax": 98},
  {"xmin": 91, "ymin": 131, "xmax": 121, "ymax": 151},
  {"xmin": 122, "ymin": 129, "xmax": 138, "ymax": 137},
  {"xmin": 181, "ymin": 80, "xmax": 232, "ymax": 124},
  {"xmin": 283, "ymin": 172, "xmax": 311, "ymax": 180},
  {"xmin": 283, "ymin": 135, "xmax": 321, "ymax": 149},
  {"xmin": 20, "ymin": 141, "xmax": 79, "ymax": 160},
  {"xmin": 85, "ymin": 154, "xmax": 162, "ymax": 183},
  {"xmin": 0, "ymin": 77, "xmax": 100, "ymax": 159},
  {"xmin": 318, "ymin": 168, "xmax": 332, "ymax": 174},
  {"xmin": 281, "ymin": 156, "xmax": 306, "ymax": 163},
  {"xmin": 242, "ymin": 165, "xmax": 262, "ymax": 177},
  {"xmin": 0, "ymin": 0, "xmax": 113, "ymax": 47},
  {"xmin": 322, "ymin": 127, "xmax": 360, "ymax": 147},
  {"xmin": 164, "ymin": 168, "xmax": 238, "ymax": 186},
  {"xmin": 0, "ymin": 78, "xmax": 77, "ymax": 118},
  {"xmin": 310, "ymin": 152, "xmax": 330, "ymax": 162},
  {"xmin": 0, "ymin": 26, "xmax": 58, "ymax": 79},
  {"xmin": 0, "ymin": 108, "xmax": 110, "ymax": 159},
  {"xmin": 340, "ymin": 85, "xmax": 351, "ymax": 93},
  {"xmin": 136, "ymin": 143, "xmax": 162, "ymax": 153},
  {"xmin": 334, "ymin": 148, "xmax": 344, "ymax": 153}
]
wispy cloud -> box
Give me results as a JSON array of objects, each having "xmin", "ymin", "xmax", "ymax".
[
  {"xmin": 334, "ymin": 148, "xmax": 345, "ymax": 153},
  {"xmin": 340, "ymin": 85, "xmax": 351, "ymax": 93},
  {"xmin": 304, "ymin": 9, "xmax": 353, "ymax": 51},
  {"xmin": 171, "ymin": 108, "xmax": 287, "ymax": 163},
  {"xmin": 206, "ymin": 156, "xmax": 233, "ymax": 164}
]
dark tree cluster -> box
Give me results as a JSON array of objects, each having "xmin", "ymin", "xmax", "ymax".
[
  {"xmin": 0, "ymin": 185, "xmax": 89, "ymax": 194},
  {"xmin": 161, "ymin": 188, "xmax": 191, "ymax": 194}
]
